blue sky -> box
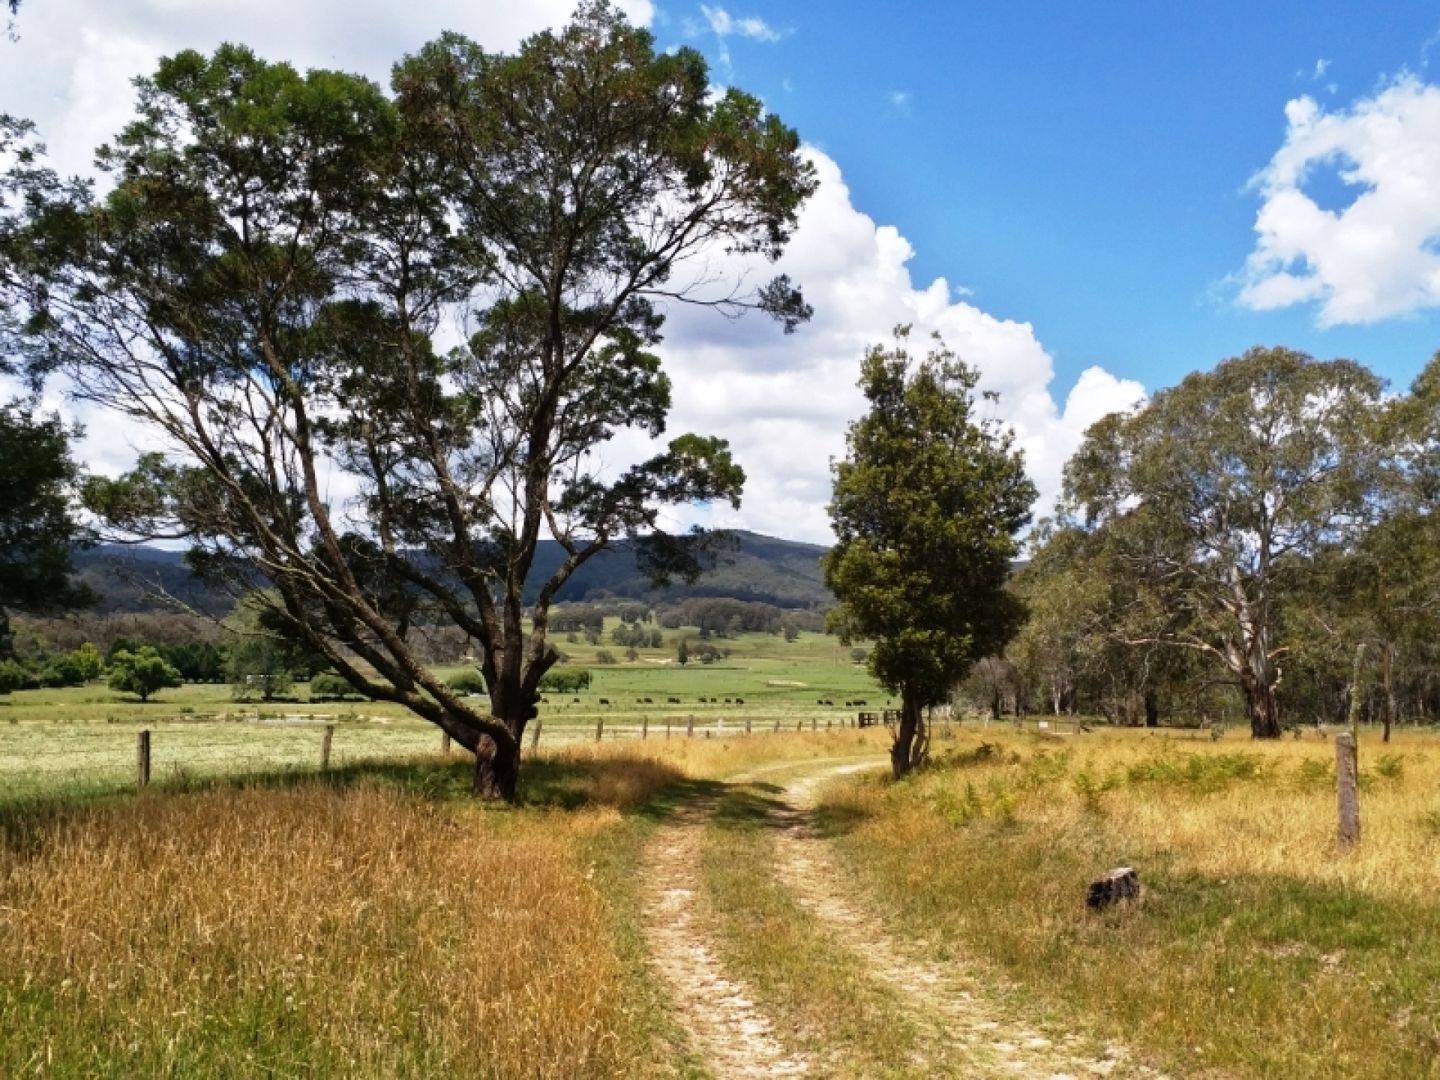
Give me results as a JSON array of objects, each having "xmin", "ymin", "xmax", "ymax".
[
  {"xmin": 665, "ymin": 1, "xmax": 1440, "ymax": 396},
  {"xmin": 7, "ymin": 1, "xmax": 1440, "ymax": 540}
]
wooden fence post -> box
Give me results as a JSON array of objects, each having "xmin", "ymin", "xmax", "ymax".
[
  {"xmin": 687, "ymin": 715, "xmax": 695, "ymax": 737},
  {"xmin": 811, "ymin": 717, "xmax": 817, "ymax": 732},
  {"xmin": 441, "ymin": 732, "xmax": 451, "ymax": 756},
  {"xmin": 745, "ymin": 716, "xmax": 752, "ymax": 735},
  {"xmin": 796, "ymin": 719, "xmax": 804, "ymax": 732},
  {"xmin": 642, "ymin": 715, "xmax": 649, "ymax": 740},
  {"xmin": 827, "ymin": 717, "xmax": 832, "ymax": 731},
  {"xmin": 321, "ymin": 724, "xmax": 334, "ymax": 770},
  {"xmin": 666, "ymin": 718, "xmax": 672, "ymax": 740},
  {"xmin": 1337, "ymin": 732, "xmax": 1360, "ymax": 848},
  {"xmin": 595, "ymin": 717, "xmax": 604, "ymax": 742},
  {"xmin": 773, "ymin": 718, "xmax": 780, "ymax": 733},
  {"xmin": 136, "ymin": 729, "xmax": 151, "ymax": 789},
  {"xmin": 531, "ymin": 719, "xmax": 542, "ymax": 751}
]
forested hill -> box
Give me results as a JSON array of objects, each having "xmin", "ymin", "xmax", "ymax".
[{"xmin": 70, "ymin": 531, "xmax": 834, "ymax": 616}]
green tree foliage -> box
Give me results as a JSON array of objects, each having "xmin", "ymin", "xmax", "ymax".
[
  {"xmin": 3, "ymin": 5, "xmax": 814, "ymax": 799},
  {"xmin": 107, "ymin": 646, "xmax": 182, "ymax": 702},
  {"xmin": 14, "ymin": 640, "xmax": 105, "ymax": 690},
  {"xmin": 223, "ymin": 594, "xmax": 304, "ymax": 702},
  {"xmin": 1062, "ymin": 346, "xmax": 1386, "ymax": 737},
  {"xmin": 824, "ymin": 329, "xmax": 1036, "ymax": 778},
  {"xmin": 310, "ymin": 671, "xmax": 365, "ymax": 702},
  {"xmin": 677, "ymin": 638, "xmax": 689, "ymax": 666},
  {"xmin": 0, "ymin": 404, "xmax": 94, "ymax": 648},
  {"xmin": 446, "ymin": 670, "xmax": 488, "ymax": 696},
  {"xmin": 0, "ymin": 658, "xmax": 33, "ymax": 693},
  {"xmin": 537, "ymin": 667, "xmax": 590, "ymax": 694},
  {"xmin": 68, "ymin": 641, "xmax": 104, "ymax": 682}
]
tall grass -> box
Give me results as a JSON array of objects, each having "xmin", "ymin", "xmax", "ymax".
[
  {"xmin": 0, "ymin": 766, "xmax": 681, "ymax": 1076},
  {"xmin": 0, "ymin": 728, "xmax": 881, "ymax": 1076},
  {"xmin": 818, "ymin": 727, "xmax": 1440, "ymax": 1078}
]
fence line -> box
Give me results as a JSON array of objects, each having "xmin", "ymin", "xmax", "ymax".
[{"xmin": 1, "ymin": 710, "xmax": 879, "ymax": 799}]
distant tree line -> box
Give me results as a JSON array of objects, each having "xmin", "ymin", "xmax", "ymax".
[{"xmin": 991, "ymin": 346, "xmax": 1440, "ymax": 740}]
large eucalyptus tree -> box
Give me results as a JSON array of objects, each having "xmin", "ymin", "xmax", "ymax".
[
  {"xmin": 1062, "ymin": 346, "xmax": 1387, "ymax": 737},
  {"xmin": 1, "ymin": 3, "xmax": 815, "ymax": 797}
]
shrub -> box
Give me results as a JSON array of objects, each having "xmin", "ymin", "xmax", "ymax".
[
  {"xmin": 37, "ymin": 654, "xmax": 87, "ymax": 688},
  {"xmin": 108, "ymin": 647, "xmax": 183, "ymax": 702},
  {"xmin": 539, "ymin": 668, "xmax": 591, "ymax": 694},
  {"xmin": 594, "ymin": 650, "xmax": 617, "ymax": 665},
  {"xmin": 1376, "ymin": 753, "xmax": 1405, "ymax": 780},
  {"xmin": 310, "ymin": 672, "xmax": 365, "ymax": 702},
  {"xmin": 0, "ymin": 658, "xmax": 35, "ymax": 694},
  {"xmin": 447, "ymin": 670, "xmax": 487, "ymax": 696}
]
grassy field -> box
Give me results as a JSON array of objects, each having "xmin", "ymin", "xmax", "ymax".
[
  {"xmin": 0, "ymin": 627, "xmax": 888, "ymax": 804},
  {"xmin": 0, "ymin": 731, "xmax": 884, "ymax": 1077},
  {"xmin": 818, "ymin": 725, "xmax": 1440, "ymax": 1078},
  {"xmin": 6, "ymin": 625, "xmax": 1440, "ymax": 1076}
]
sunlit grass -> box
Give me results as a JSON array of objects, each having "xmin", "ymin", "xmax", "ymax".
[
  {"xmin": 0, "ymin": 729, "xmax": 878, "ymax": 1076},
  {"xmin": 819, "ymin": 725, "xmax": 1440, "ymax": 1078}
]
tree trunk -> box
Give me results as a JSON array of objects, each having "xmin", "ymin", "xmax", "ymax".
[
  {"xmin": 1144, "ymin": 690, "xmax": 1159, "ymax": 728},
  {"xmin": 1240, "ymin": 671, "xmax": 1282, "ymax": 738},
  {"xmin": 472, "ymin": 732, "xmax": 519, "ymax": 801},
  {"xmin": 890, "ymin": 692, "xmax": 928, "ymax": 779},
  {"xmin": 1382, "ymin": 644, "xmax": 1395, "ymax": 744}
]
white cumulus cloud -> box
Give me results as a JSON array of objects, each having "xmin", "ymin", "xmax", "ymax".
[
  {"xmin": 650, "ymin": 150, "xmax": 1147, "ymax": 542},
  {"xmin": 2, "ymin": 2, "xmax": 1143, "ymax": 545},
  {"xmin": 1, "ymin": 0, "xmax": 653, "ymax": 174},
  {"xmin": 1239, "ymin": 75, "xmax": 1440, "ymax": 326}
]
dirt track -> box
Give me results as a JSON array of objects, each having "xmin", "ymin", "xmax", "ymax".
[{"xmin": 638, "ymin": 757, "xmax": 1160, "ymax": 1079}]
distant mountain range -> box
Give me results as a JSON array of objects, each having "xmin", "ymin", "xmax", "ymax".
[{"xmin": 71, "ymin": 531, "xmax": 834, "ymax": 616}]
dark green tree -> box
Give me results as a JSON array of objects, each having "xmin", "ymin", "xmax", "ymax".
[
  {"xmin": 1063, "ymin": 346, "xmax": 1387, "ymax": 737},
  {"xmin": 224, "ymin": 592, "xmax": 305, "ymax": 702},
  {"xmin": 824, "ymin": 329, "xmax": 1036, "ymax": 778},
  {"xmin": 0, "ymin": 404, "xmax": 95, "ymax": 657},
  {"xmin": 3, "ymin": 5, "xmax": 814, "ymax": 799},
  {"xmin": 108, "ymin": 645, "xmax": 182, "ymax": 702}
]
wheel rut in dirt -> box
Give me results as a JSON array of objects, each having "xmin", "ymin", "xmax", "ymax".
[
  {"xmin": 639, "ymin": 789, "xmax": 811, "ymax": 1078},
  {"xmin": 765, "ymin": 762, "xmax": 1162, "ymax": 1079},
  {"xmin": 639, "ymin": 756, "xmax": 1162, "ymax": 1078}
]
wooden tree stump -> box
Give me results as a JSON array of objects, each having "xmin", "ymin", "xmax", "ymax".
[{"xmin": 1086, "ymin": 867, "xmax": 1140, "ymax": 910}]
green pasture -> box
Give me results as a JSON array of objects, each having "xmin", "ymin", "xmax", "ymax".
[{"xmin": 0, "ymin": 628, "xmax": 888, "ymax": 803}]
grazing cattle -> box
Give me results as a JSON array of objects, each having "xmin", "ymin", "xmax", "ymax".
[
  {"xmin": 643, "ymin": 697, "xmax": 654, "ymax": 704},
  {"xmin": 599, "ymin": 698, "xmax": 610, "ymax": 705},
  {"xmin": 734, "ymin": 697, "xmax": 744, "ymax": 705},
  {"xmin": 572, "ymin": 697, "xmax": 580, "ymax": 703},
  {"xmin": 668, "ymin": 697, "xmax": 680, "ymax": 704},
  {"xmin": 844, "ymin": 700, "xmax": 853, "ymax": 707},
  {"xmin": 723, "ymin": 698, "xmax": 733, "ymax": 704},
  {"xmin": 854, "ymin": 699, "xmax": 867, "ymax": 706}
]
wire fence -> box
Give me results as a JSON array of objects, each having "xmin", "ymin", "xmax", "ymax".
[{"xmin": 0, "ymin": 710, "xmax": 891, "ymax": 802}]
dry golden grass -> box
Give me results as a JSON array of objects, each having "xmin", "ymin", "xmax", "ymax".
[
  {"xmin": 571, "ymin": 724, "xmax": 889, "ymax": 780},
  {"xmin": 0, "ymin": 726, "xmax": 879, "ymax": 1077},
  {"xmin": 819, "ymin": 725, "xmax": 1440, "ymax": 1078},
  {"xmin": 0, "ymin": 772, "xmax": 666, "ymax": 1076}
]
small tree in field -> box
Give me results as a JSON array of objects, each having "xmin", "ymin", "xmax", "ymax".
[
  {"xmin": 825, "ymin": 329, "xmax": 1035, "ymax": 778},
  {"xmin": 3, "ymin": 4, "xmax": 814, "ymax": 799},
  {"xmin": 108, "ymin": 646, "xmax": 182, "ymax": 702}
]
